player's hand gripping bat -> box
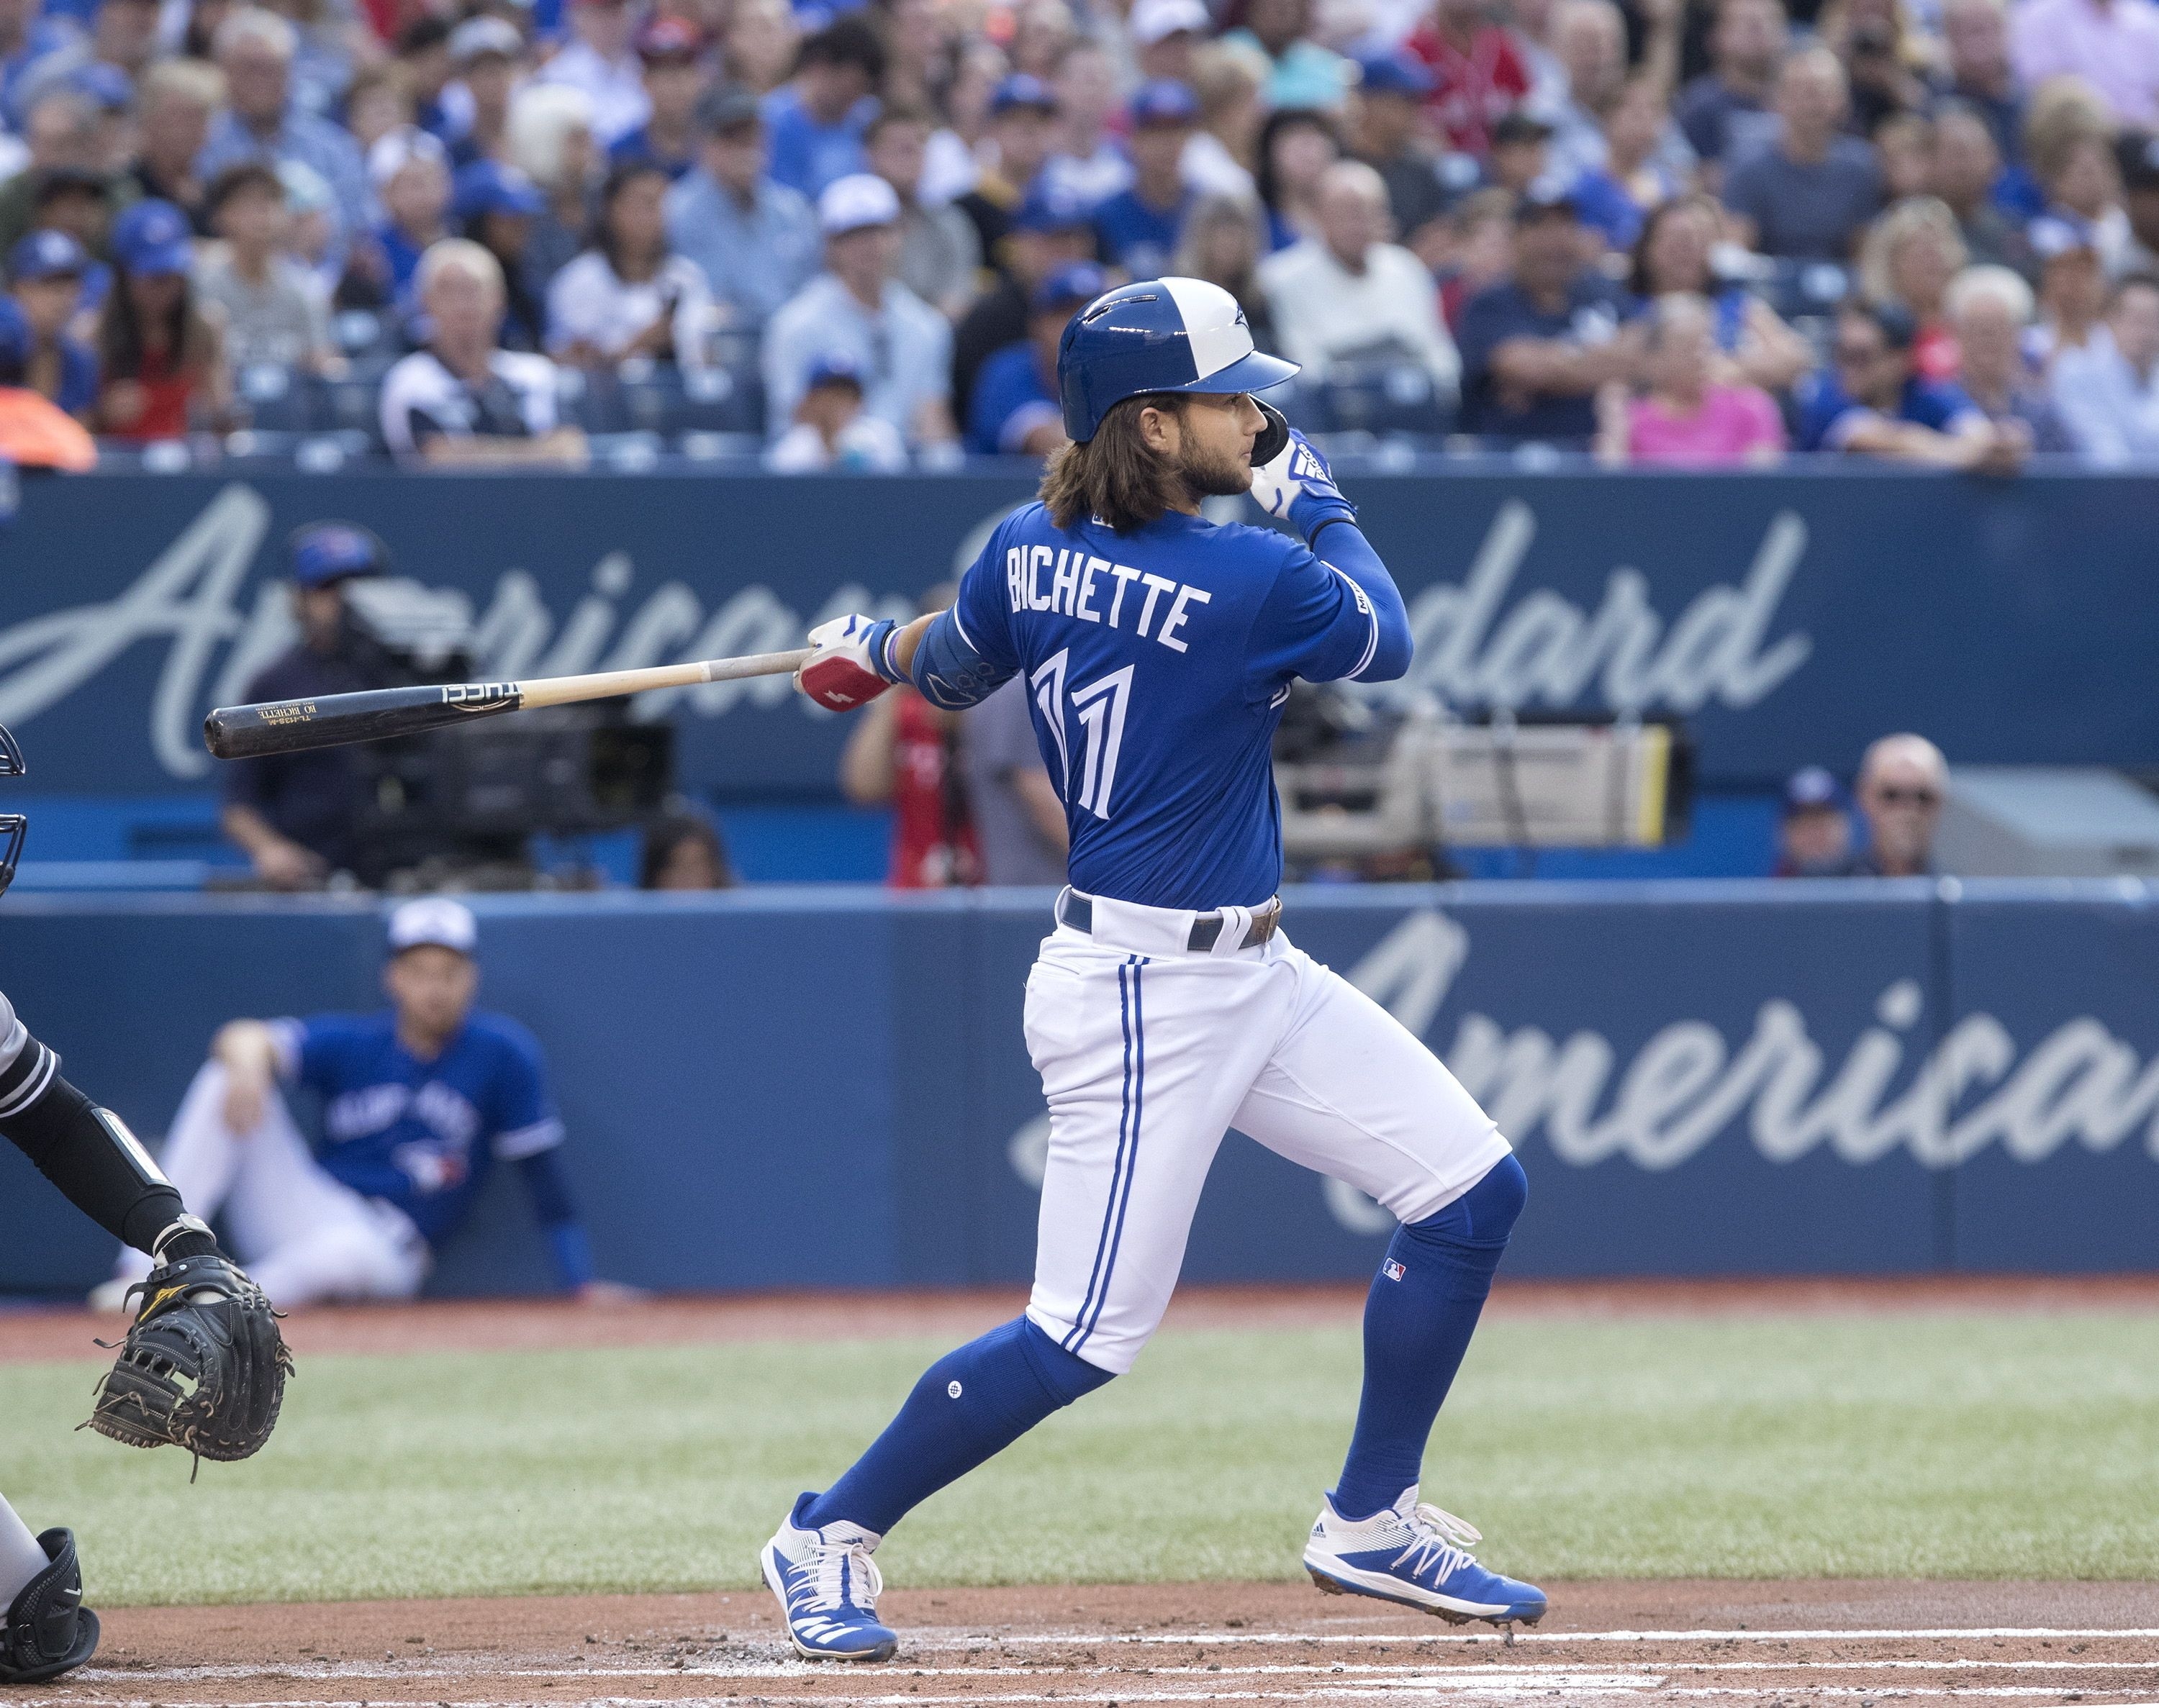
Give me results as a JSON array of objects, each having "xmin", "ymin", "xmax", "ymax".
[{"xmin": 203, "ymin": 648, "xmax": 814, "ymax": 760}]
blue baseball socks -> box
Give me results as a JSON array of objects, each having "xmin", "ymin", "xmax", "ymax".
[
  {"xmin": 801, "ymin": 1156, "xmax": 1525, "ymax": 1536},
  {"xmin": 1330, "ymin": 1152, "xmax": 1528, "ymax": 1522},
  {"xmin": 801, "ymin": 1316, "xmax": 1114, "ymax": 1535}
]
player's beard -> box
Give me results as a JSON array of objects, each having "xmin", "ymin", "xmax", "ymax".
[{"xmin": 1174, "ymin": 440, "xmax": 1257, "ymax": 505}]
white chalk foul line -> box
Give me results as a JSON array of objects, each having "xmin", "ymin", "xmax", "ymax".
[
  {"xmin": 76, "ymin": 1649, "xmax": 2159, "ymax": 1692},
  {"xmin": 76, "ymin": 1655, "xmax": 2159, "ymax": 1684},
  {"xmin": 930, "ymin": 1625, "xmax": 2159, "ymax": 1648},
  {"xmin": 25, "ymin": 1691, "xmax": 2159, "ymax": 1708}
]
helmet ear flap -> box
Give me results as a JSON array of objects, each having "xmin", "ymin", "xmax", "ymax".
[{"xmin": 1058, "ymin": 313, "xmax": 1090, "ymax": 442}]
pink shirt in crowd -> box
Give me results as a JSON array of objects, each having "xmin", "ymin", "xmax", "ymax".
[
  {"xmin": 2009, "ymin": 0, "xmax": 2159, "ymax": 127},
  {"xmin": 1626, "ymin": 384, "xmax": 1786, "ymax": 465}
]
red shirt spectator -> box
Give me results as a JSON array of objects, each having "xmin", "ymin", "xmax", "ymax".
[
  {"xmin": 1913, "ymin": 320, "xmax": 1960, "ymax": 382},
  {"xmin": 841, "ymin": 684, "xmax": 982, "ymax": 888},
  {"xmin": 888, "ymin": 691, "xmax": 979, "ymax": 887},
  {"xmin": 1406, "ymin": 0, "xmax": 1533, "ymax": 156}
]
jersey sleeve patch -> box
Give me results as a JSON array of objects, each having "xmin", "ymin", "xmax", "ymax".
[{"xmin": 1323, "ymin": 560, "xmax": 1382, "ymax": 680}]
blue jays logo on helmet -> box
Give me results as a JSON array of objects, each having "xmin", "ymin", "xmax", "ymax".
[{"xmin": 1057, "ymin": 277, "xmax": 1300, "ymax": 443}]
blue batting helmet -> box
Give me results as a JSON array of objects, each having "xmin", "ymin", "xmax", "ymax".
[
  {"xmin": 289, "ymin": 522, "xmax": 390, "ymax": 588},
  {"xmin": 1057, "ymin": 277, "xmax": 1299, "ymax": 443}
]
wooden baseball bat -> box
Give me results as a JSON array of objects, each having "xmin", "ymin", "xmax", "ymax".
[{"xmin": 203, "ymin": 648, "xmax": 815, "ymax": 760}]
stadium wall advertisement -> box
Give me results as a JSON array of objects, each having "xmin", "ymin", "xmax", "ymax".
[
  {"xmin": 2, "ymin": 468, "xmax": 2157, "ymax": 793},
  {"xmin": 4, "ymin": 882, "xmax": 2155, "ymax": 1297}
]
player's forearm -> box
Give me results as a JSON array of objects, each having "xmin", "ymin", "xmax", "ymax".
[
  {"xmin": 889, "ymin": 613, "xmax": 939, "ymax": 676},
  {"xmin": 897, "ymin": 608, "xmax": 1012, "ymax": 709},
  {"xmin": 1312, "ymin": 523, "xmax": 1414, "ymax": 682},
  {"xmin": 0, "ymin": 1035, "xmax": 198, "ymax": 1258},
  {"xmin": 517, "ymin": 1149, "xmax": 596, "ymax": 1291}
]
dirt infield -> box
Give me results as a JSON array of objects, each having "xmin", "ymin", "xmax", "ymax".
[
  {"xmin": 6, "ymin": 1274, "xmax": 2159, "ymax": 1366},
  {"xmin": 20, "ymin": 1579, "xmax": 2159, "ymax": 1707}
]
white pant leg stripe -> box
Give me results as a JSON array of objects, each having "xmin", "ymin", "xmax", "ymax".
[{"xmin": 1071, "ymin": 957, "xmax": 1147, "ymax": 1355}]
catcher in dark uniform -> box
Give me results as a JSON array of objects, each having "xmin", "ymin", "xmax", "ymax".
[{"xmin": 0, "ymin": 724, "xmax": 290, "ymax": 1686}]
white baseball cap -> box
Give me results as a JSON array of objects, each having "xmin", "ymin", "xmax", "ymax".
[
  {"xmin": 450, "ymin": 14, "xmax": 523, "ymax": 63},
  {"xmin": 1131, "ymin": 0, "xmax": 1210, "ymax": 45},
  {"xmin": 818, "ymin": 171, "xmax": 902, "ymax": 235},
  {"xmin": 387, "ymin": 896, "xmax": 479, "ymax": 956},
  {"xmin": 368, "ymin": 124, "xmax": 450, "ymax": 191}
]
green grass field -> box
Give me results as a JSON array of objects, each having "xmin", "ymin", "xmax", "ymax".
[{"xmin": 5, "ymin": 1309, "xmax": 2156, "ymax": 1606}]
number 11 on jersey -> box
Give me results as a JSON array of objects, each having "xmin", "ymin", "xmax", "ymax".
[{"xmin": 1031, "ymin": 650, "xmax": 1135, "ymax": 821}]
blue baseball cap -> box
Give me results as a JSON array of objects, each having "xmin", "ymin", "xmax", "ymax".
[
  {"xmin": 990, "ymin": 73, "xmax": 1057, "ymax": 117},
  {"xmin": 1033, "ymin": 260, "xmax": 1108, "ymax": 314},
  {"xmin": 1354, "ymin": 50, "xmax": 1434, "ymax": 98},
  {"xmin": 1782, "ymin": 765, "xmax": 1849, "ymax": 817},
  {"xmin": 453, "ymin": 158, "xmax": 546, "ymax": 222},
  {"xmin": 70, "ymin": 60, "xmax": 134, "ymax": 112},
  {"xmin": 110, "ymin": 198, "xmax": 193, "ymax": 276},
  {"xmin": 289, "ymin": 521, "xmax": 389, "ymax": 587},
  {"xmin": 805, "ymin": 351, "xmax": 865, "ymax": 391},
  {"xmin": 1013, "ymin": 180, "xmax": 1092, "ymax": 235},
  {"xmin": 9, "ymin": 227, "xmax": 87, "ymax": 283},
  {"xmin": 1129, "ymin": 78, "xmax": 1200, "ymax": 127}
]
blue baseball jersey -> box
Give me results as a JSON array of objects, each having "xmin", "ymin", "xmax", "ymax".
[
  {"xmin": 936, "ymin": 501, "xmax": 1404, "ymax": 909},
  {"xmin": 966, "ymin": 342, "xmax": 1062, "ymax": 454},
  {"xmin": 268, "ymin": 1009, "xmax": 563, "ymax": 1245},
  {"xmin": 1091, "ymin": 187, "xmax": 1193, "ymax": 281}
]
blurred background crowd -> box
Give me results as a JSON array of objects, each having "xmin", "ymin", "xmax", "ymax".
[{"xmin": 1, "ymin": 0, "xmax": 2158, "ymax": 468}]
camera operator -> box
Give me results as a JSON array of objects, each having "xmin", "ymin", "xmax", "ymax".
[{"xmin": 220, "ymin": 523, "xmax": 406, "ymax": 890}]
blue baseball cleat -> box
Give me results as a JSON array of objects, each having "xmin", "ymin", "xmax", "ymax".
[
  {"xmin": 1303, "ymin": 1488, "xmax": 1547, "ymax": 1627},
  {"xmin": 759, "ymin": 1494, "xmax": 900, "ymax": 1662}
]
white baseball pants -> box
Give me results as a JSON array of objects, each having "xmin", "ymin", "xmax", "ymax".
[
  {"xmin": 0, "ymin": 1495, "xmax": 45, "ymax": 1608},
  {"xmin": 110, "ymin": 1063, "xmax": 428, "ymax": 1308},
  {"xmin": 1023, "ymin": 894, "xmax": 1513, "ymax": 1375}
]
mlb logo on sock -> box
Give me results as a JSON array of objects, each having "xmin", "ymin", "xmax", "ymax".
[{"xmin": 1382, "ymin": 1259, "xmax": 1406, "ymax": 1281}]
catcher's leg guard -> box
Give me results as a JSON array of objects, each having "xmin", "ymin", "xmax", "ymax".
[{"xmin": 0, "ymin": 1529, "xmax": 99, "ymax": 1685}]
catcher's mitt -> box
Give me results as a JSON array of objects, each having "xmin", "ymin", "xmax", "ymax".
[{"xmin": 86, "ymin": 1247, "xmax": 293, "ymax": 1471}]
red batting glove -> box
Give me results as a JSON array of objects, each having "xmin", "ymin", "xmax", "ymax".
[{"xmin": 795, "ymin": 614, "xmax": 900, "ymax": 711}]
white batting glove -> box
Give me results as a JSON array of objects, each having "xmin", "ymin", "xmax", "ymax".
[
  {"xmin": 795, "ymin": 614, "xmax": 901, "ymax": 712},
  {"xmin": 1250, "ymin": 424, "xmax": 1357, "ymax": 542}
]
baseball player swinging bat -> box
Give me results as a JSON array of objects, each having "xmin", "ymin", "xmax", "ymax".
[
  {"xmin": 758, "ymin": 278, "xmax": 1542, "ymax": 1668},
  {"xmin": 202, "ymin": 648, "xmax": 815, "ymax": 760}
]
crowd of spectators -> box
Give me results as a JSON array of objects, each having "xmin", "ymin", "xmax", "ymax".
[
  {"xmin": 1773, "ymin": 733, "xmax": 1947, "ymax": 877},
  {"xmin": 2, "ymin": 0, "xmax": 2159, "ymax": 467}
]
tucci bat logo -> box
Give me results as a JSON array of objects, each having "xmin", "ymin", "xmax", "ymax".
[{"xmin": 443, "ymin": 683, "xmax": 520, "ymax": 712}]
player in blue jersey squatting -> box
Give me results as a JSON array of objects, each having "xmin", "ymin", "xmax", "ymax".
[
  {"xmin": 101, "ymin": 897, "xmax": 615, "ymax": 1308},
  {"xmin": 762, "ymin": 278, "xmax": 1545, "ymax": 1661}
]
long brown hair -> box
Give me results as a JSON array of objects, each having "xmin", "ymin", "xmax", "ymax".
[
  {"xmin": 98, "ymin": 264, "xmax": 214, "ymax": 383},
  {"xmin": 1040, "ymin": 394, "xmax": 1190, "ymax": 533}
]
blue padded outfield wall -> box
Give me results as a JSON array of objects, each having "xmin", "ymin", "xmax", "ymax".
[
  {"xmin": 2, "ymin": 467, "xmax": 2158, "ymax": 795},
  {"xmin": 4, "ymin": 883, "xmax": 2158, "ymax": 1297}
]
